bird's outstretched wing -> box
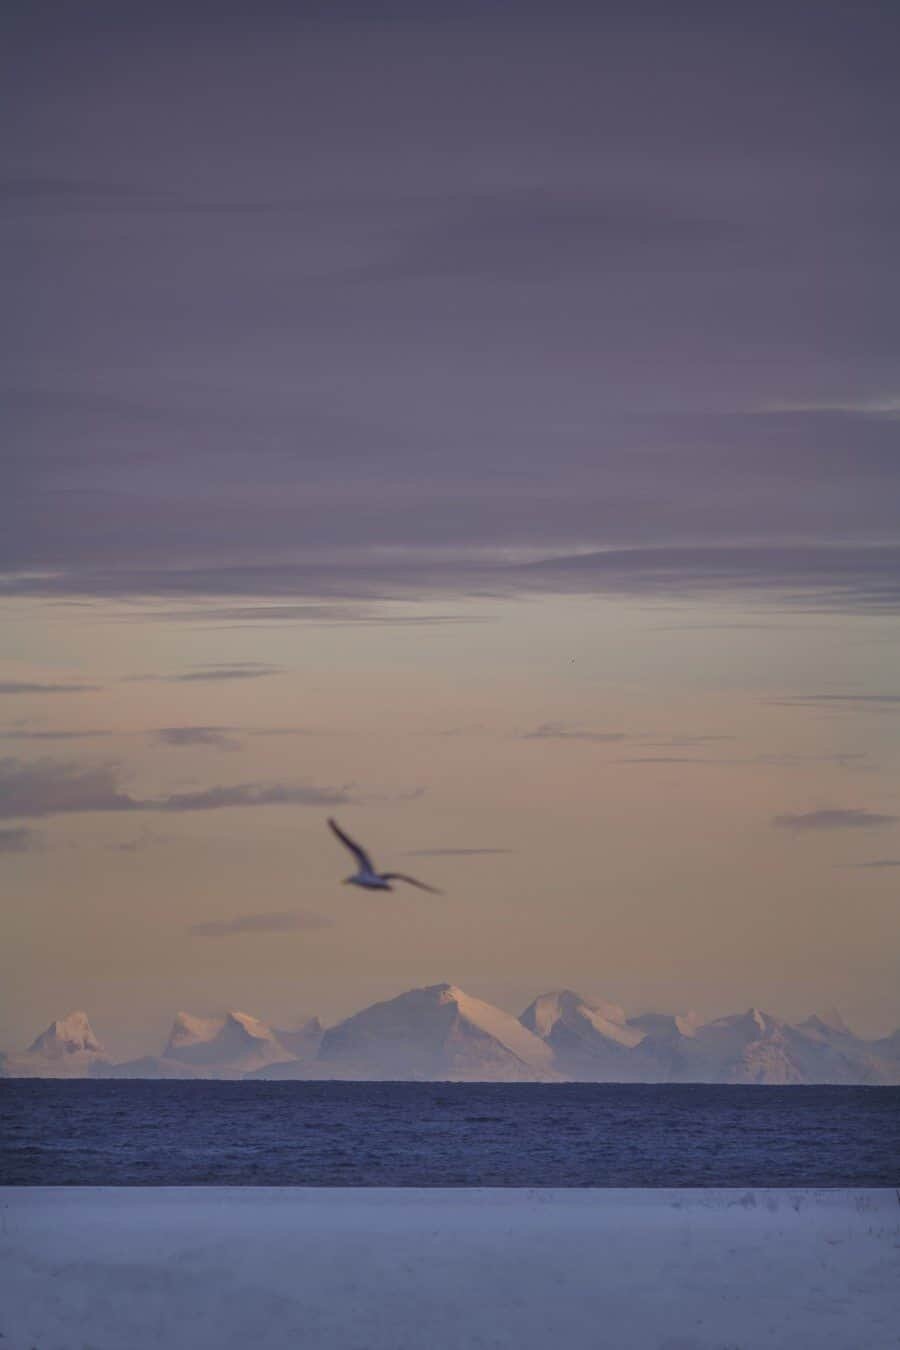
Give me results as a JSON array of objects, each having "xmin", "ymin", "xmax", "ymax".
[
  {"xmin": 381, "ymin": 872, "xmax": 443, "ymax": 895},
  {"xmin": 328, "ymin": 818, "xmax": 375, "ymax": 872}
]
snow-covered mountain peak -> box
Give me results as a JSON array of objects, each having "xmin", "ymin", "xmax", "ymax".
[
  {"xmin": 165, "ymin": 1011, "xmax": 222, "ymax": 1051},
  {"xmin": 160, "ymin": 1008, "xmax": 290, "ymax": 1073},
  {"xmin": 728, "ymin": 1008, "xmax": 772, "ymax": 1036},
  {"xmin": 317, "ymin": 982, "xmax": 558, "ymax": 1081},
  {"xmin": 674, "ymin": 1011, "xmax": 703, "ymax": 1037},
  {"xmin": 429, "ymin": 983, "xmax": 464, "ymax": 1004},
  {"xmin": 521, "ymin": 989, "xmax": 642, "ymax": 1048},
  {"xmin": 804, "ymin": 1006, "xmax": 852, "ymax": 1037},
  {"xmin": 269, "ymin": 1016, "xmax": 323, "ymax": 1061},
  {"xmin": 224, "ymin": 1010, "xmax": 277, "ymax": 1041},
  {"xmin": 1, "ymin": 1010, "xmax": 110, "ymax": 1077},
  {"xmin": 628, "ymin": 1011, "xmax": 702, "ymax": 1041},
  {"xmin": 522, "ymin": 990, "xmax": 586, "ymax": 1037},
  {"xmin": 28, "ymin": 1011, "xmax": 103, "ymax": 1058}
]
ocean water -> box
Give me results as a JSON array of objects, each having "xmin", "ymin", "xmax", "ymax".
[{"xmin": 1, "ymin": 1080, "xmax": 898, "ymax": 1186}]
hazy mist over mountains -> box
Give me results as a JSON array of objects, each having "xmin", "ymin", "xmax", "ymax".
[{"xmin": 4, "ymin": 984, "xmax": 899, "ymax": 1085}]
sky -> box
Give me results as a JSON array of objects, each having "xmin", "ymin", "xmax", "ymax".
[{"xmin": 2, "ymin": 0, "xmax": 899, "ymax": 1058}]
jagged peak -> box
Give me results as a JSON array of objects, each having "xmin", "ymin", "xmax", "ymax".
[
  {"xmin": 702, "ymin": 1007, "xmax": 782, "ymax": 1038},
  {"xmin": 52, "ymin": 1010, "xmax": 93, "ymax": 1034},
  {"xmin": 527, "ymin": 989, "xmax": 585, "ymax": 1014},
  {"xmin": 27, "ymin": 1010, "xmax": 103, "ymax": 1057},
  {"xmin": 424, "ymin": 982, "xmax": 462, "ymax": 1002},
  {"xmin": 224, "ymin": 1010, "xmax": 276, "ymax": 1040},
  {"xmin": 522, "ymin": 989, "xmax": 627, "ymax": 1027},
  {"xmin": 805, "ymin": 1006, "xmax": 852, "ymax": 1036},
  {"xmin": 521, "ymin": 989, "xmax": 643, "ymax": 1050},
  {"xmin": 730, "ymin": 1007, "xmax": 775, "ymax": 1035},
  {"xmin": 628, "ymin": 1010, "xmax": 703, "ymax": 1040},
  {"xmin": 166, "ymin": 1011, "xmax": 223, "ymax": 1047},
  {"xmin": 675, "ymin": 1011, "xmax": 703, "ymax": 1037}
]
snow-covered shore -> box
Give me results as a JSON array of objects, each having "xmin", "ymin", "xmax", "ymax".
[{"xmin": 1, "ymin": 1187, "xmax": 897, "ymax": 1349}]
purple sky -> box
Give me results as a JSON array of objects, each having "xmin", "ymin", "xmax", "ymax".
[{"xmin": 3, "ymin": 0, "xmax": 899, "ymax": 606}]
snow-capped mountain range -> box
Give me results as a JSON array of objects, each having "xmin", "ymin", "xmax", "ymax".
[{"xmin": 3, "ymin": 985, "xmax": 899, "ymax": 1084}]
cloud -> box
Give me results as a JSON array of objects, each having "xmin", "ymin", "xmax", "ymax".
[
  {"xmin": 0, "ymin": 759, "xmax": 138, "ymax": 818},
  {"xmin": 419, "ymin": 724, "xmax": 489, "ymax": 738},
  {"xmin": 519, "ymin": 546, "xmax": 900, "ymax": 614},
  {"xmin": 617, "ymin": 751, "xmax": 867, "ymax": 768},
  {"xmin": 154, "ymin": 726, "xmax": 242, "ymax": 750},
  {"xmin": 0, "ymin": 758, "xmax": 350, "ymax": 819},
  {"xmin": 121, "ymin": 665, "xmax": 279, "ymax": 684},
  {"xmin": 245, "ymin": 727, "xmax": 319, "ymax": 738},
  {"xmin": 156, "ymin": 783, "xmax": 349, "ymax": 812},
  {"xmin": 0, "ymin": 682, "xmax": 100, "ymax": 695},
  {"xmin": 188, "ymin": 910, "xmax": 333, "ymax": 938},
  {"xmin": 643, "ymin": 735, "xmax": 738, "ymax": 746},
  {"xmin": 615, "ymin": 756, "xmax": 708, "ymax": 765},
  {"xmin": 406, "ymin": 847, "xmax": 513, "ymax": 857},
  {"xmin": 4, "ymin": 544, "xmax": 900, "ymax": 616},
  {"xmin": 837, "ymin": 859, "xmax": 900, "ymax": 869},
  {"xmin": 773, "ymin": 809, "xmax": 898, "ymax": 832},
  {"xmin": 524, "ymin": 729, "xmax": 747, "ymax": 758},
  {"xmin": 153, "ymin": 603, "xmax": 494, "ymax": 627},
  {"xmin": 145, "ymin": 603, "xmax": 367, "ymax": 625},
  {"xmin": 0, "ymin": 728, "xmax": 111, "ymax": 740},
  {"xmin": 3, "ymin": 7, "xmax": 899, "ymax": 615},
  {"xmin": 0, "ymin": 825, "xmax": 39, "ymax": 854},
  {"xmin": 171, "ymin": 666, "xmax": 280, "ymax": 683},
  {"xmin": 766, "ymin": 694, "xmax": 900, "ymax": 710},
  {"xmin": 522, "ymin": 723, "xmax": 629, "ymax": 743}
]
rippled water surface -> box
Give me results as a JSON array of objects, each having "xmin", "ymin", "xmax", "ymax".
[{"xmin": 2, "ymin": 1081, "xmax": 897, "ymax": 1186}]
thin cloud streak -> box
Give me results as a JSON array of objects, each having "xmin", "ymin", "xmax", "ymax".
[
  {"xmin": 154, "ymin": 727, "xmax": 242, "ymax": 750},
  {"xmin": 120, "ymin": 666, "xmax": 279, "ymax": 684},
  {"xmin": 171, "ymin": 667, "xmax": 280, "ymax": 683},
  {"xmin": 0, "ymin": 729, "xmax": 112, "ymax": 740},
  {"xmin": 837, "ymin": 859, "xmax": 900, "ymax": 869},
  {"xmin": 157, "ymin": 783, "xmax": 349, "ymax": 812},
  {"xmin": 4, "ymin": 544, "xmax": 900, "ymax": 615},
  {"xmin": 616, "ymin": 756, "xmax": 709, "ymax": 765},
  {"xmin": 0, "ymin": 682, "xmax": 101, "ymax": 695},
  {"xmin": 643, "ymin": 736, "xmax": 738, "ymax": 747},
  {"xmin": 766, "ymin": 694, "xmax": 900, "ymax": 709},
  {"xmin": 406, "ymin": 848, "xmax": 514, "ymax": 857},
  {"xmin": 617, "ymin": 752, "xmax": 867, "ymax": 768},
  {"xmin": 522, "ymin": 723, "xmax": 629, "ymax": 743},
  {"xmin": 773, "ymin": 809, "xmax": 898, "ymax": 832},
  {"xmin": 188, "ymin": 910, "xmax": 334, "ymax": 938}
]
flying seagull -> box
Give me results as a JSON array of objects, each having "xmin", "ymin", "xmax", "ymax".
[{"xmin": 328, "ymin": 818, "xmax": 442, "ymax": 894}]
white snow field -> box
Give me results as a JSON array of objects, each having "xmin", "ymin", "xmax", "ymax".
[{"xmin": 1, "ymin": 1188, "xmax": 898, "ymax": 1350}]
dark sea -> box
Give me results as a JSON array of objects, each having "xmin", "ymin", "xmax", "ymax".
[{"xmin": 1, "ymin": 1081, "xmax": 898, "ymax": 1187}]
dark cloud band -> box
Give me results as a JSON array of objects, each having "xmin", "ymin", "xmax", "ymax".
[{"xmin": 0, "ymin": 758, "xmax": 350, "ymax": 819}]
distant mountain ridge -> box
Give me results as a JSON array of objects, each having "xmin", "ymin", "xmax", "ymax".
[
  {"xmin": 3, "ymin": 986, "xmax": 899, "ymax": 1083},
  {"xmin": 99, "ymin": 1011, "xmax": 324, "ymax": 1080}
]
